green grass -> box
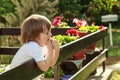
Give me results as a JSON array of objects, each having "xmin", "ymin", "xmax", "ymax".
[
  {"xmin": 97, "ymin": 26, "xmax": 120, "ymax": 57},
  {"xmin": 108, "ymin": 46, "xmax": 120, "ymax": 57},
  {"xmin": 0, "ymin": 55, "xmax": 13, "ymax": 64},
  {"xmin": 104, "ymin": 26, "xmax": 120, "ymax": 79},
  {"xmin": 106, "ymin": 26, "xmax": 120, "ymax": 57},
  {"xmin": 110, "ymin": 71, "xmax": 120, "ymax": 80}
]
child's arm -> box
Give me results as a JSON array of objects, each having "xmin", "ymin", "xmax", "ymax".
[
  {"xmin": 50, "ymin": 38, "xmax": 60, "ymax": 67},
  {"xmin": 36, "ymin": 39, "xmax": 54, "ymax": 71}
]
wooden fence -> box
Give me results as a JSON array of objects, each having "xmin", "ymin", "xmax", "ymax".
[{"xmin": 0, "ymin": 27, "xmax": 108, "ymax": 80}]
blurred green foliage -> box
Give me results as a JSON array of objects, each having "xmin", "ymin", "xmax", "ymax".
[{"xmin": 54, "ymin": 35, "xmax": 77, "ymax": 46}]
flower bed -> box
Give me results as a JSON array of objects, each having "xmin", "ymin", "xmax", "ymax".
[
  {"xmin": 52, "ymin": 16, "xmax": 106, "ymax": 54},
  {"xmin": 73, "ymin": 18, "xmax": 105, "ymax": 54}
]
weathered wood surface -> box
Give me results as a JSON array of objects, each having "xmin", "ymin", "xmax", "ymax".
[
  {"xmin": 0, "ymin": 28, "xmax": 20, "ymax": 35},
  {"xmin": 0, "ymin": 27, "xmax": 72, "ymax": 35},
  {"xmin": 0, "ymin": 59, "xmax": 43, "ymax": 80},
  {"xmin": 0, "ymin": 47, "xmax": 19, "ymax": 55}
]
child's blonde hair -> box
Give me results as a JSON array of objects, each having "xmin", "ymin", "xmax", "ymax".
[{"xmin": 21, "ymin": 14, "xmax": 51, "ymax": 43}]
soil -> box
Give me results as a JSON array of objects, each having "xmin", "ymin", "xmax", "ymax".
[{"xmin": 105, "ymin": 56, "xmax": 120, "ymax": 65}]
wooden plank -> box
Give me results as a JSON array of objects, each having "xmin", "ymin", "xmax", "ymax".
[
  {"xmin": 69, "ymin": 49, "xmax": 108, "ymax": 80},
  {"xmin": 51, "ymin": 28, "xmax": 75, "ymax": 35},
  {"xmin": 0, "ymin": 27, "xmax": 73, "ymax": 35},
  {"xmin": 0, "ymin": 58, "xmax": 43, "ymax": 80},
  {"xmin": 0, "ymin": 28, "xmax": 20, "ymax": 35},
  {"xmin": 0, "ymin": 47, "xmax": 19, "ymax": 55}
]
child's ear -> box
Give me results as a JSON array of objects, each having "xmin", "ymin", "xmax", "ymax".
[
  {"xmin": 35, "ymin": 35, "xmax": 41, "ymax": 41},
  {"xmin": 38, "ymin": 36, "xmax": 41, "ymax": 40},
  {"xmin": 38, "ymin": 33, "xmax": 42, "ymax": 40}
]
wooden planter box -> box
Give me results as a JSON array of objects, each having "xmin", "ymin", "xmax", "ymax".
[{"xmin": 79, "ymin": 32, "xmax": 97, "ymax": 54}]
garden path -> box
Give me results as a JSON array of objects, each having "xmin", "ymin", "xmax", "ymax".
[{"xmin": 87, "ymin": 56, "xmax": 120, "ymax": 80}]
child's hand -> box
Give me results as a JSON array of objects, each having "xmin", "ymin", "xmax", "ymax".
[{"xmin": 50, "ymin": 38, "xmax": 60, "ymax": 51}]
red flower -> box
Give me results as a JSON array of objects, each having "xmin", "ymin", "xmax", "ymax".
[
  {"xmin": 52, "ymin": 16, "xmax": 62, "ymax": 27},
  {"xmin": 99, "ymin": 25, "xmax": 106, "ymax": 32},
  {"xmin": 66, "ymin": 28, "xmax": 79, "ymax": 36}
]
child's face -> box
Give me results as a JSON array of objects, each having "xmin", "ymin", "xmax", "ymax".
[{"xmin": 38, "ymin": 28, "xmax": 51, "ymax": 46}]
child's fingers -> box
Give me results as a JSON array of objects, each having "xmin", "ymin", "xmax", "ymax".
[{"xmin": 50, "ymin": 38, "xmax": 59, "ymax": 49}]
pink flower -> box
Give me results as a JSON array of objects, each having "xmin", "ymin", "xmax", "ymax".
[
  {"xmin": 73, "ymin": 18, "xmax": 88, "ymax": 28},
  {"xmin": 81, "ymin": 19, "xmax": 88, "ymax": 26},
  {"xmin": 73, "ymin": 18, "xmax": 82, "ymax": 28},
  {"xmin": 52, "ymin": 16, "xmax": 62, "ymax": 27}
]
